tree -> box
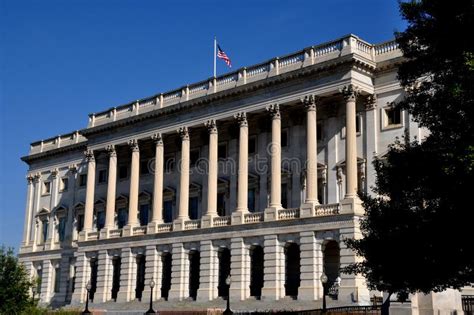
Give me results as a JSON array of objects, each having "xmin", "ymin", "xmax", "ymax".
[
  {"xmin": 343, "ymin": 0, "xmax": 474, "ymax": 312},
  {"xmin": 0, "ymin": 245, "xmax": 35, "ymax": 314}
]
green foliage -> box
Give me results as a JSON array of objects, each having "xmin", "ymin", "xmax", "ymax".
[
  {"xmin": 0, "ymin": 245, "xmax": 35, "ymax": 315},
  {"xmin": 343, "ymin": 0, "xmax": 474, "ymax": 296}
]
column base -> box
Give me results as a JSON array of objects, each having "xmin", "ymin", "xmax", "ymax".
[
  {"xmin": 264, "ymin": 206, "xmax": 280, "ymax": 221},
  {"xmin": 78, "ymin": 231, "xmax": 87, "ymax": 242},
  {"xmin": 201, "ymin": 214, "xmax": 215, "ymax": 228},
  {"xmin": 300, "ymin": 201, "xmax": 319, "ymax": 218},
  {"xmin": 231, "ymin": 211, "xmax": 246, "ymax": 225},
  {"xmin": 147, "ymin": 221, "xmax": 163, "ymax": 234},
  {"xmin": 122, "ymin": 224, "xmax": 138, "ymax": 236},
  {"xmin": 340, "ymin": 197, "xmax": 364, "ymax": 216},
  {"xmin": 99, "ymin": 227, "xmax": 110, "ymax": 239},
  {"xmin": 173, "ymin": 218, "xmax": 186, "ymax": 231}
]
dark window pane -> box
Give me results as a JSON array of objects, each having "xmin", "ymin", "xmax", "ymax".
[
  {"xmin": 190, "ymin": 150, "xmax": 200, "ymax": 167},
  {"xmin": 249, "ymin": 137, "xmax": 257, "ymax": 155},
  {"xmin": 59, "ymin": 217, "xmax": 66, "ymax": 242},
  {"xmin": 77, "ymin": 215, "xmax": 84, "ymax": 232},
  {"xmin": 140, "ymin": 160, "xmax": 149, "ymax": 175},
  {"xmin": 97, "ymin": 211, "xmax": 105, "ymax": 230},
  {"xmin": 281, "ymin": 183, "xmax": 288, "ymax": 209},
  {"xmin": 42, "ymin": 220, "xmax": 48, "ymax": 243},
  {"xmin": 387, "ymin": 108, "xmax": 401, "ymax": 125},
  {"xmin": 189, "ymin": 197, "xmax": 199, "ymax": 219},
  {"xmin": 218, "ymin": 144, "xmax": 227, "ymax": 159},
  {"xmin": 119, "ymin": 166, "xmax": 128, "ymax": 179},
  {"xmin": 356, "ymin": 114, "xmax": 361, "ymax": 133},
  {"xmin": 79, "ymin": 174, "xmax": 87, "ymax": 187},
  {"xmin": 164, "ymin": 156, "xmax": 175, "ymax": 172},
  {"xmin": 217, "ymin": 193, "xmax": 226, "ymax": 216},
  {"xmin": 163, "ymin": 201, "xmax": 173, "ymax": 223},
  {"xmin": 281, "ymin": 130, "xmax": 288, "ymax": 147},
  {"xmin": 117, "ymin": 208, "xmax": 128, "ymax": 229},
  {"xmin": 139, "ymin": 204, "xmax": 149, "ymax": 226},
  {"xmin": 98, "ymin": 170, "xmax": 107, "ymax": 183},
  {"xmin": 248, "ymin": 189, "xmax": 256, "ymax": 212},
  {"xmin": 317, "ymin": 123, "xmax": 323, "ymax": 141}
]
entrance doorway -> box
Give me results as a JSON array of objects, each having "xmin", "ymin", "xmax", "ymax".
[
  {"xmin": 189, "ymin": 251, "xmax": 200, "ymax": 300},
  {"xmin": 285, "ymin": 243, "xmax": 300, "ymax": 298},
  {"xmin": 135, "ymin": 255, "xmax": 146, "ymax": 301},
  {"xmin": 111, "ymin": 256, "xmax": 121, "ymax": 301},
  {"xmin": 161, "ymin": 252, "xmax": 172, "ymax": 300},
  {"xmin": 250, "ymin": 246, "xmax": 264, "ymax": 298},
  {"xmin": 218, "ymin": 248, "xmax": 231, "ymax": 298}
]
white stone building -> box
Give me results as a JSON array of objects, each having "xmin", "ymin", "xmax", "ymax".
[{"xmin": 19, "ymin": 34, "xmax": 416, "ymax": 308}]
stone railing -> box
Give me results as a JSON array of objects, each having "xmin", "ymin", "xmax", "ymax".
[
  {"xmin": 315, "ymin": 203, "xmax": 340, "ymax": 216},
  {"xmin": 109, "ymin": 229, "xmax": 122, "ymax": 238},
  {"xmin": 84, "ymin": 35, "xmax": 401, "ymax": 129},
  {"xmin": 87, "ymin": 231, "xmax": 99, "ymax": 240},
  {"xmin": 157, "ymin": 223, "xmax": 173, "ymax": 233},
  {"xmin": 184, "ymin": 219, "xmax": 201, "ymax": 230},
  {"xmin": 133, "ymin": 226, "xmax": 147, "ymax": 236},
  {"xmin": 213, "ymin": 215, "xmax": 231, "ymax": 227},
  {"xmin": 244, "ymin": 212, "xmax": 264, "ymax": 224},
  {"xmin": 29, "ymin": 131, "xmax": 86, "ymax": 155},
  {"xmin": 278, "ymin": 208, "xmax": 300, "ymax": 220}
]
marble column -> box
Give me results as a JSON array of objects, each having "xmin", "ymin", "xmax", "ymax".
[
  {"xmin": 65, "ymin": 165, "xmax": 77, "ymax": 244},
  {"xmin": 83, "ymin": 150, "xmax": 96, "ymax": 239},
  {"xmin": 265, "ymin": 104, "xmax": 282, "ymax": 221},
  {"xmin": 175, "ymin": 127, "xmax": 190, "ymax": 230},
  {"xmin": 124, "ymin": 139, "xmax": 140, "ymax": 236},
  {"xmin": 46, "ymin": 168, "xmax": 59, "ymax": 249},
  {"xmin": 21, "ymin": 175, "xmax": 35, "ymax": 248},
  {"xmin": 149, "ymin": 133, "xmax": 164, "ymax": 233},
  {"xmin": 364, "ymin": 95, "xmax": 378, "ymax": 195},
  {"xmin": 340, "ymin": 84, "xmax": 363, "ymax": 215},
  {"xmin": 232, "ymin": 112, "xmax": 248, "ymax": 224},
  {"xmin": 30, "ymin": 173, "xmax": 42, "ymax": 249},
  {"xmin": 103, "ymin": 145, "xmax": 117, "ymax": 238},
  {"xmin": 202, "ymin": 120, "xmax": 218, "ymax": 227}
]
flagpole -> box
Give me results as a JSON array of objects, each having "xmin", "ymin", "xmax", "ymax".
[{"xmin": 214, "ymin": 36, "xmax": 217, "ymax": 77}]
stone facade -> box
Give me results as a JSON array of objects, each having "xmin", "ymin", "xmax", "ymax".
[{"xmin": 19, "ymin": 34, "xmax": 419, "ymax": 308}]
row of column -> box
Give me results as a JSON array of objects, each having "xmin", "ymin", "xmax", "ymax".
[{"xmin": 78, "ymin": 85, "xmax": 361, "ymax": 238}]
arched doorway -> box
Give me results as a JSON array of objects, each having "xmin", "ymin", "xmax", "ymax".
[
  {"xmin": 323, "ymin": 240, "xmax": 340, "ymax": 298},
  {"xmin": 285, "ymin": 243, "xmax": 300, "ymax": 298},
  {"xmin": 111, "ymin": 256, "xmax": 121, "ymax": 301},
  {"xmin": 218, "ymin": 248, "xmax": 231, "ymax": 298},
  {"xmin": 189, "ymin": 251, "xmax": 200, "ymax": 300},
  {"xmin": 161, "ymin": 252, "xmax": 172, "ymax": 300},
  {"xmin": 250, "ymin": 245, "xmax": 264, "ymax": 299},
  {"xmin": 135, "ymin": 254, "xmax": 146, "ymax": 301}
]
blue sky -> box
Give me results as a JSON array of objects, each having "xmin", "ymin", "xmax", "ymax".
[{"xmin": 0, "ymin": 0, "xmax": 406, "ymax": 250}]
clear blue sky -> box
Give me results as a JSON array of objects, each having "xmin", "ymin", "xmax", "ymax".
[{"xmin": 0, "ymin": 0, "xmax": 406, "ymax": 250}]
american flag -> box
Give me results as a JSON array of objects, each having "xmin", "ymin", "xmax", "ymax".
[{"xmin": 217, "ymin": 45, "xmax": 232, "ymax": 68}]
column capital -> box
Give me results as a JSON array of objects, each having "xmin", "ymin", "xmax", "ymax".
[
  {"xmin": 128, "ymin": 139, "xmax": 139, "ymax": 152},
  {"xmin": 33, "ymin": 172, "xmax": 41, "ymax": 183},
  {"xmin": 340, "ymin": 84, "xmax": 360, "ymax": 102},
  {"xmin": 204, "ymin": 119, "xmax": 218, "ymax": 134},
  {"xmin": 51, "ymin": 168, "xmax": 59, "ymax": 179},
  {"xmin": 302, "ymin": 94, "xmax": 320, "ymax": 111},
  {"xmin": 26, "ymin": 174, "xmax": 34, "ymax": 184},
  {"xmin": 151, "ymin": 133, "xmax": 164, "ymax": 146},
  {"xmin": 234, "ymin": 112, "xmax": 248, "ymax": 127},
  {"xmin": 105, "ymin": 144, "xmax": 117, "ymax": 157},
  {"xmin": 365, "ymin": 94, "xmax": 377, "ymax": 111},
  {"xmin": 177, "ymin": 126, "xmax": 189, "ymax": 140},
  {"xmin": 266, "ymin": 103, "xmax": 280, "ymax": 119},
  {"xmin": 84, "ymin": 149, "xmax": 95, "ymax": 162},
  {"xmin": 68, "ymin": 164, "xmax": 78, "ymax": 174}
]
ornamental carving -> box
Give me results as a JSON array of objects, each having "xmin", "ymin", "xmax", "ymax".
[
  {"xmin": 68, "ymin": 164, "xmax": 78, "ymax": 174},
  {"xmin": 365, "ymin": 94, "xmax": 377, "ymax": 111},
  {"xmin": 106, "ymin": 144, "xmax": 116, "ymax": 157},
  {"xmin": 177, "ymin": 126, "xmax": 189, "ymax": 141},
  {"xmin": 151, "ymin": 133, "xmax": 163, "ymax": 146},
  {"xmin": 234, "ymin": 112, "xmax": 248, "ymax": 127},
  {"xmin": 26, "ymin": 174, "xmax": 34, "ymax": 184},
  {"xmin": 128, "ymin": 139, "xmax": 139, "ymax": 152},
  {"xmin": 340, "ymin": 84, "xmax": 360, "ymax": 102},
  {"xmin": 33, "ymin": 172, "xmax": 42, "ymax": 183},
  {"xmin": 84, "ymin": 149, "xmax": 95, "ymax": 162},
  {"xmin": 266, "ymin": 104, "xmax": 281, "ymax": 119},
  {"xmin": 302, "ymin": 94, "xmax": 319, "ymax": 111},
  {"xmin": 204, "ymin": 119, "xmax": 218, "ymax": 134},
  {"xmin": 51, "ymin": 168, "xmax": 59, "ymax": 178}
]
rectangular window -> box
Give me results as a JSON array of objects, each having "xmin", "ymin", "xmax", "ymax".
[
  {"xmin": 217, "ymin": 193, "xmax": 226, "ymax": 216},
  {"xmin": 42, "ymin": 182, "xmax": 51, "ymax": 195},
  {"xmin": 190, "ymin": 149, "xmax": 200, "ymax": 167},
  {"xmin": 96, "ymin": 211, "xmax": 105, "ymax": 230},
  {"xmin": 189, "ymin": 196, "xmax": 199, "ymax": 220},
  {"xmin": 281, "ymin": 183, "xmax": 288, "ymax": 209},
  {"xmin": 249, "ymin": 136, "xmax": 257, "ymax": 155},
  {"xmin": 42, "ymin": 220, "xmax": 48, "ymax": 243},
  {"xmin": 117, "ymin": 208, "xmax": 127, "ymax": 229},
  {"xmin": 60, "ymin": 178, "xmax": 68, "ymax": 192},
  {"xmin": 139, "ymin": 204, "xmax": 149, "ymax": 226},
  {"xmin": 248, "ymin": 189, "xmax": 256, "ymax": 212},
  {"xmin": 54, "ymin": 267, "xmax": 60, "ymax": 293},
  {"xmin": 36, "ymin": 269, "xmax": 43, "ymax": 294},
  {"xmin": 317, "ymin": 123, "xmax": 323, "ymax": 141},
  {"xmin": 164, "ymin": 155, "xmax": 175, "ymax": 173},
  {"xmin": 79, "ymin": 174, "xmax": 87, "ymax": 187},
  {"xmin": 58, "ymin": 217, "xmax": 66, "ymax": 242},
  {"xmin": 356, "ymin": 113, "xmax": 362, "ymax": 134},
  {"xmin": 77, "ymin": 214, "xmax": 84, "ymax": 232},
  {"xmin": 386, "ymin": 107, "xmax": 401, "ymax": 125},
  {"xmin": 281, "ymin": 129, "xmax": 288, "ymax": 147},
  {"xmin": 118, "ymin": 165, "xmax": 128, "ymax": 180},
  {"xmin": 98, "ymin": 170, "xmax": 107, "ymax": 184},
  {"xmin": 218, "ymin": 143, "xmax": 227, "ymax": 160},
  {"xmin": 140, "ymin": 160, "xmax": 149, "ymax": 175},
  {"xmin": 163, "ymin": 201, "xmax": 173, "ymax": 223}
]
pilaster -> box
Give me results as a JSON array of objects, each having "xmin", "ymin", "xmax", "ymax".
[
  {"xmin": 299, "ymin": 231, "xmax": 324, "ymax": 300},
  {"xmin": 168, "ymin": 242, "xmax": 188, "ymax": 301},
  {"xmin": 148, "ymin": 133, "xmax": 164, "ymax": 233},
  {"xmin": 123, "ymin": 140, "xmax": 140, "ymax": 236},
  {"xmin": 232, "ymin": 112, "xmax": 249, "ymax": 224},
  {"xmin": 175, "ymin": 127, "xmax": 190, "ymax": 230},
  {"xmin": 197, "ymin": 240, "xmax": 218, "ymax": 301},
  {"xmin": 116, "ymin": 247, "xmax": 135, "ymax": 302},
  {"xmin": 261, "ymin": 235, "xmax": 285, "ymax": 300},
  {"xmin": 229, "ymin": 238, "xmax": 250, "ymax": 301},
  {"xmin": 39, "ymin": 260, "xmax": 53, "ymax": 304},
  {"xmin": 82, "ymin": 150, "xmax": 96, "ymax": 238},
  {"xmin": 71, "ymin": 252, "xmax": 89, "ymax": 304},
  {"xmin": 94, "ymin": 250, "xmax": 112, "ymax": 302},
  {"xmin": 142, "ymin": 245, "xmax": 161, "ymax": 302},
  {"xmin": 202, "ymin": 120, "xmax": 218, "ymax": 228}
]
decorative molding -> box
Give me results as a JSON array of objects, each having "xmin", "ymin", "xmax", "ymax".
[
  {"xmin": 340, "ymin": 84, "xmax": 360, "ymax": 102},
  {"xmin": 234, "ymin": 112, "xmax": 248, "ymax": 127},
  {"xmin": 51, "ymin": 168, "xmax": 59, "ymax": 179},
  {"xmin": 33, "ymin": 172, "xmax": 42, "ymax": 183},
  {"xmin": 266, "ymin": 103, "xmax": 281, "ymax": 119},
  {"xmin": 151, "ymin": 133, "xmax": 163, "ymax": 146},
  {"xmin": 26, "ymin": 174, "xmax": 34, "ymax": 184},
  {"xmin": 84, "ymin": 149, "xmax": 95, "ymax": 162},
  {"xmin": 365, "ymin": 94, "xmax": 377, "ymax": 111},
  {"xmin": 128, "ymin": 139, "xmax": 139, "ymax": 152},
  {"xmin": 105, "ymin": 144, "xmax": 116, "ymax": 157},
  {"xmin": 204, "ymin": 119, "xmax": 217, "ymax": 134},
  {"xmin": 302, "ymin": 94, "xmax": 319, "ymax": 111},
  {"xmin": 177, "ymin": 126, "xmax": 189, "ymax": 141},
  {"xmin": 68, "ymin": 164, "xmax": 78, "ymax": 174}
]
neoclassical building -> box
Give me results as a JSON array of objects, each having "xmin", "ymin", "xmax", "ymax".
[{"xmin": 19, "ymin": 34, "xmax": 416, "ymax": 308}]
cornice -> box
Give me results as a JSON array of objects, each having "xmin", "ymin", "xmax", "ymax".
[{"xmin": 21, "ymin": 142, "xmax": 87, "ymax": 165}]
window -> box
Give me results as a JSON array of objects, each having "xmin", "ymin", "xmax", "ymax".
[
  {"xmin": 281, "ymin": 183, "xmax": 288, "ymax": 209},
  {"xmin": 36, "ymin": 268, "xmax": 43, "ymax": 293},
  {"xmin": 42, "ymin": 182, "xmax": 51, "ymax": 195},
  {"xmin": 42, "ymin": 220, "xmax": 49, "ymax": 243},
  {"xmin": 356, "ymin": 113, "xmax": 362, "ymax": 134},
  {"xmin": 58, "ymin": 217, "xmax": 66, "ymax": 242},
  {"xmin": 119, "ymin": 165, "xmax": 128, "ymax": 180},
  {"xmin": 249, "ymin": 136, "xmax": 257, "ymax": 155},
  {"xmin": 248, "ymin": 189, "xmax": 256, "ymax": 212},
  {"xmin": 164, "ymin": 155, "xmax": 175, "ymax": 173},
  {"xmin": 79, "ymin": 174, "xmax": 87, "ymax": 187},
  {"xmin": 54, "ymin": 267, "xmax": 61, "ymax": 293},
  {"xmin": 117, "ymin": 208, "xmax": 127, "ymax": 229},
  {"xmin": 190, "ymin": 149, "xmax": 200, "ymax": 167},
  {"xmin": 217, "ymin": 193, "xmax": 226, "ymax": 216},
  {"xmin": 317, "ymin": 123, "xmax": 323, "ymax": 141},
  {"xmin": 140, "ymin": 160, "xmax": 149, "ymax": 175},
  {"xmin": 218, "ymin": 143, "xmax": 227, "ymax": 160},
  {"xmin": 59, "ymin": 178, "xmax": 68, "ymax": 192},
  {"xmin": 139, "ymin": 204, "xmax": 149, "ymax": 226},
  {"xmin": 189, "ymin": 197, "xmax": 199, "ymax": 220},
  {"xmin": 386, "ymin": 107, "xmax": 402, "ymax": 126},
  {"xmin": 163, "ymin": 201, "xmax": 173, "ymax": 223},
  {"xmin": 281, "ymin": 129, "xmax": 288, "ymax": 148},
  {"xmin": 96, "ymin": 211, "xmax": 105, "ymax": 230},
  {"xmin": 98, "ymin": 170, "xmax": 107, "ymax": 184},
  {"xmin": 77, "ymin": 214, "xmax": 84, "ymax": 233}
]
